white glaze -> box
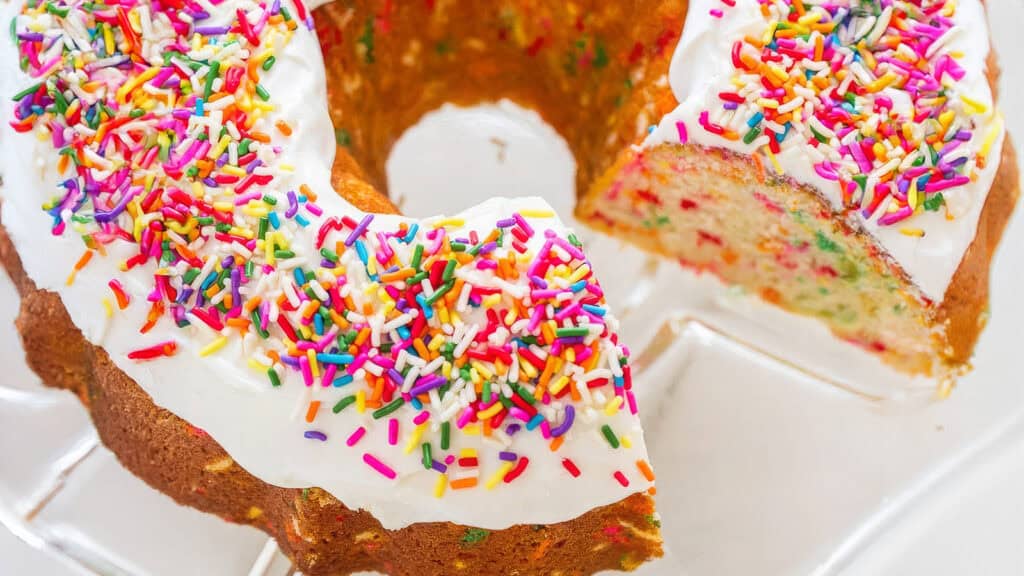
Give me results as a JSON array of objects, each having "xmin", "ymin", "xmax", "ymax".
[
  {"xmin": 0, "ymin": 0, "xmax": 651, "ymax": 530},
  {"xmin": 648, "ymin": 0, "xmax": 1005, "ymax": 301}
]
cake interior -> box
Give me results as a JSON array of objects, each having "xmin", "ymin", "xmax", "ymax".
[{"xmin": 578, "ymin": 143, "xmax": 944, "ymax": 376}]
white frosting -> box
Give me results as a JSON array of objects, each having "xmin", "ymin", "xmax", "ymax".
[
  {"xmin": 648, "ymin": 0, "xmax": 1005, "ymax": 301},
  {"xmin": 0, "ymin": 0, "xmax": 651, "ymax": 530}
]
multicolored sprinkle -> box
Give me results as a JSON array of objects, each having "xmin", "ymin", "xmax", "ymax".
[
  {"xmin": 690, "ymin": 0, "xmax": 997, "ymax": 226},
  {"xmin": 9, "ymin": 0, "xmax": 650, "ymax": 494}
]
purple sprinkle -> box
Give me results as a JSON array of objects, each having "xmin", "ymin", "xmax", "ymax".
[
  {"xmin": 345, "ymin": 214, "xmax": 374, "ymax": 246},
  {"xmin": 194, "ymin": 25, "xmax": 231, "ymax": 35},
  {"xmin": 499, "ymin": 451, "xmax": 517, "ymax": 462},
  {"xmin": 549, "ymin": 405, "xmax": 575, "ymax": 437},
  {"xmin": 431, "ymin": 460, "xmax": 448, "ymax": 473},
  {"xmin": 304, "ymin": 430, "xmax": 328, "ymax": 441},
  {"xmin": 495, "ymin": 217, "xmax": 516, "ymax": 228}
]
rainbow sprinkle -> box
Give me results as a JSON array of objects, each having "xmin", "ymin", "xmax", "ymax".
[
  {"xmin": 10, "ymin": 0, "xmax": 644, "ymax": 495},
  {"xmin": 698, "ymin": 0, "xmax": 994, "ymax": 225}
]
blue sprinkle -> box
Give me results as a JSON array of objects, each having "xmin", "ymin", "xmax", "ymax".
[
  {"xmin": 582, "ymin": 304, "xmax": 606, "ymax": 317},
  {"xmin": 747, "ymin": 111, "xmax": 764, "ymax": 127},
  {"xmin": 411, "ymin": 397, "xmax": 424, "ymax": 410},
  {"xmin": 293, "ymin": 268, "xmax": 306, "ymax": 286},
  {"xmin": 195, "ymin": 98, "xmax": 204, "ymax": 117},
  {"xmin": 526, "ymin": 414, "xmax": 545, "ymax": 431},
  {"xmin": 332, "ymin": 374, "xmax": 354, "ymax": 387},
  {"xmin": 569, "ymin": 280, "xmax": 587, "ymax": 293},
  {"xmin": 416, "ymin": 294, "xmax": 434, "ymax": 319},
  {"xmin": 268, "ymin": 212, "xmax": 281, "ymax": 229},
  {"xmin": 614, "ymin": 375, "xmax": 625, "ymax": 388},
  {"xmin": 313, "ymin": 313, "xmax": 324, "ymax": 335},
  {"xmin": 355, "ymin": 239, "xmax": 369, "ymax": 265},
  {"xmin": 404, "ymin": 223, "xmax": 419, "ymax": 243},
  {"xmin": 295, "ymin": 214, "xmax": 310, "ymax": 227},
  {"xmin": 318, "ymin": 353, "xmax": 355, "ymax": 364}
]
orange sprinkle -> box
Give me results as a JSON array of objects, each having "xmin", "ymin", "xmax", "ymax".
[
  {"xmin": 305, "ymin": 401, "xmax": 321, "ymax": 423},
  {"xmin": 549, "ymin": 436, "xmax": 565, "ymax": 452},
  {"xmin": 300, "ymin": 184, "xmax": 317, "ymax": 202},
  {"xmin": 636, "ymin": 460, "xmax": 656, "ymax": 482},
  {"xmin": 449, "ymin": 478, "xmax": 478, "ymax": 490},
  {"xmin": 275, "ymin": 120, "xmax": 293, "ymax": 136},
  {"xmin": 249, "ymin": 131, "xmax": 271, "ymax": 144}
]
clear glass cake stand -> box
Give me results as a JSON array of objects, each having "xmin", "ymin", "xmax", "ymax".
[{"xmin": 3, "ymin": 3, "xmax": 1024, "ymax": 575}]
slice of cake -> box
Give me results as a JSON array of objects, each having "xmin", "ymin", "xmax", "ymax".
[{"xmin": 578, "ymin": 0, "xmax": 1020, "ymax": 381}]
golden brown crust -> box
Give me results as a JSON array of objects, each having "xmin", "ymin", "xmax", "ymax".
[
  {"xmin": 936, "ymin": 137, "xmax": 1020, "ymax": 367},
  {"xmin": 0, "ymin": 145, "xmax": 661, "ymax": 575}
]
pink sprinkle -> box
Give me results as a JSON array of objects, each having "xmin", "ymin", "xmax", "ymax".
[
  {"xmin": 676, "ymin": 121, "xmax": 688, "ymax": 143},
  {"xmin": 363, "ymin": 453, "xmax": 397, "ymax": 479},
  {"xmin": 710, "ymin": 8, "xmax": 723, "ymax": 17},
  {"xmin": 614, "ymin": 471, "xmax": 630, "ymax": 487},
  {"xmin": 456, "ymin": 407, "xmax": 476, "ymax": 429},
  {"xmin": 387, "ymin": 418, "xmax": 398, "ymax": 446},
  {"xmin": 346, "ymin": 426, "xmax": 366, "ymax": 447},
  {"xmin": 413, "ymin": 411, "xmax": 430, "ymax": 425}
]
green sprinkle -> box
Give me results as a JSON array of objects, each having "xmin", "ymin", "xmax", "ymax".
[
  {"xmin": 424, "ymin": 281, "xmax": 454, "ymax": 305},
  {"xmin": 440, "ymin": 421, "xmax": 450, "ymax": 450},
  {"xmin": 261, "ymin": 56, "xmax": 277, "ymax": 71},
  {"xmin": 274, "ymin": 249, "xmax": 295, "ymax": 259},
  {"xmin": 410, "ymin": 244, "xmax": 424, "ymax": 270},
  {"xmin": 601, "ymin": 424, "xmax": 620, "ymax": 449},
  {"xmin": 12, "ymin": 82, "xmax": 42, "ymax": 102},
  {"xmin": 258, "ymin": 218, "xmax": 269, "ymax": 240},
  {"xmin": 262, "ymin": 194, "xmax": 278, "ymax": 205},
  {"xmin": 442, "ymin": 258, "xmax": 457, "ymax": 282},
  {"xmin": 335, "ymin": 128, "xmax": 351, "ymax": 148},
  {"xmin": 333, "ymin": 395, "xmax": 357, "ymax": 414},
  {"xmin": 372, "ymin": 398, "xmax": 405, "ymax": 419},
  {"xmin": 255, "ymin": 83, "xmax": 270, "ymax": 102},
  {"xmin": 815, "ymin": 231, "xmax": 841, "ymax": 254},
  {"xmin": 555, "ymin": 327, "xmax": 589, "ymax": 338},
  {"xmin": 203, "ymin": 61, "xmax": 220, "ymax": 100},
  {"xmin": 422, "ymin": 443, "xmax": 432, "ymax": 470},
  {"xmin": 320, "ymin": 247, "xmax": 339, "ymax": 262},
  {"xmin": 743, "ymin": 126, "xmax": 763, "ymax": 145},
  {"xmin": 267, "ymin": 368, "xmax": 281, "ymax": 387},
  {"xmin": 252, "ymin": 310, "xmax": 269, "ymax": 339},
  {"xmin": 461, "ymin": 528, "xmax": 489, "ymax": 545},
  {"xmin": 923, "ymin": 193, "xmax": 945, "ymax": 212},
  {"xmin": 515, "ymin": 384, "xmax": 537, "ymax": 406}
]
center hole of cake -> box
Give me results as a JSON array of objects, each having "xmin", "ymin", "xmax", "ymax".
[{"xmin": 386, "ymin": 100, "xmax": 578, "ymax": 220}]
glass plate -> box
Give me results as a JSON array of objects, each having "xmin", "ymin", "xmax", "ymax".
[{"xmin": 2, "ymin": 2, "xmax": 1024, "ymax": 574}]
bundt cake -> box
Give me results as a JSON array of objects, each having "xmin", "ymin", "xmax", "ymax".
[
  {"xmin": 0, "ymin": 0, "xmax": 668, "ymax": 574},
  {"xmin": 1, "ymin": 0, "xmax": 1019, "ymax": 573},
  {"xmin": 578, "ymin": 0, "xmax": 1019, "ymax": 380}
]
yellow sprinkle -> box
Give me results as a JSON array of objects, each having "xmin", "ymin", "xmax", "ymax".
[
  {"xmin": 356, "ymin": 390, "xmax": 366, "ymax": 413},
  {"xmin": 621, "ymin": 435, "xmax": 633, "ymax": 449},
  {"xmin": 462, "ymin": 424, "xmax": 481, "ymax": 436},
  {"xmin": 865, "ymin": 72, "xmax": 896, "ymax": 93},
  {"xmin": 568, "ymin": 264, "xmax": 591, "ymax": 284},
  {"xmin": 227, "ymin": 226, "xmax": 255, "ymax": 239},
  {"xmin": 115, "ymin": 67, "xmax": 159, "ymax": 103},
  {"xmin": 477, "ymin": 402, "xmax": 505, "ymax": 420},
  {"xmin": 199, "ymin": 336, "xmax": 229, "ymax": 357},
  {"xmin": 486, "ymin": 462, "xmax": 515, "ymax": 490},
  {"xmin": 900, "ymin": 228, "xmax": 925, "ymax": 237},
  {"xmin": 404, "ymin": 422, "xmax": 427, "ymax": 454},
  {"xmin": 979, "ymin": 116, "xmax": 1004, "ymax": 160},
  {"xmin": 220, "ymin": 165, "xmax": 247, "ymax": 178},
  {"xmin": 604, "ymin": 396, "xmax": 624, "ymax": 416},
  {"xmin": 756, "ymin": 98, "xmax": 780, "ymax": 109},
  {"xmin": 907, "ymin": 179, "xmax": 919, "ymax": 210},
  {"xmin": 307, "ymin": 349, "xmax": 319, "ymax": 379},
  {"xmin": 460, "ymin": 448, "xmax": 477, "ymax": 458},
  {"xmin": 470, "ymin": 361, "xmax": 493, "ymax": 380},
  {"xmin": 432, "ymin": 218, "xmax": 465, "ymax": 228},
  {"xmin": 518, "ymin": 356, "xmax": 538, "ymax": 379},
  {"xmin": 960, "ymin": 94, "xmax": 989, "ymax": 114},
  {"xmin": 248, "ymin": 358, "xmax": 269, "ymax": 372},
  {"xmin": 549, "ymin": 375, "xmax": 570, "ymax": 395},
  {"xmin": 442, "ymin": 361, "xmax": 452, "ymax": 380},
  {"xmin": 518, "ymin": 209, "xmax": 555, "ymax": 219},
  {"xmin": 434, "ymin": 473, "xmax": 447, "ymax": 498},
  {"xmin": 764, "ymin": 146, "xmax": 784, "ymax": 175},
  {"xmin": 102, "ymin": 298, "xmax": 114, "ymax": 318},
  {"xmin": 482, "ymin": 294, "xmax": 502, "ymax": 309},
  {"xmin": 428, "ymin": 334, "xmax": 445, "ymax": 351}
]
